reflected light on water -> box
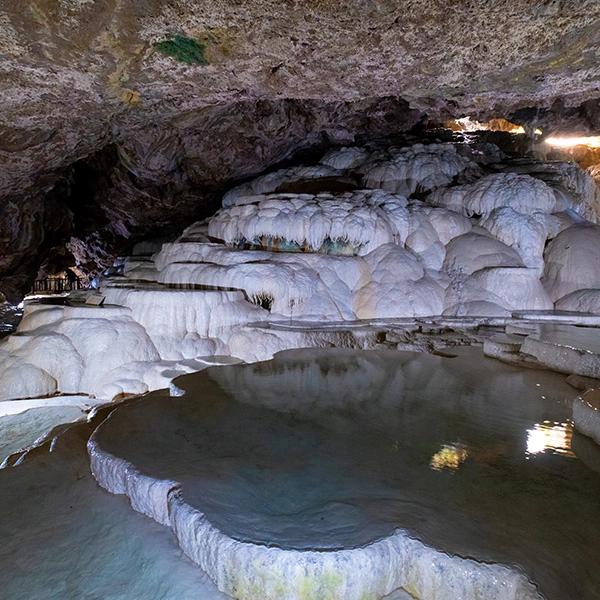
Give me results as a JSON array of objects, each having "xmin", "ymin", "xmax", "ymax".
[
  {"xmin": 430, "ymin": 443, "xmax": 468, "ymax": 472},
  {"xmin": 526, "ymin": 421, "xmax": 575, "ymax": 459}
]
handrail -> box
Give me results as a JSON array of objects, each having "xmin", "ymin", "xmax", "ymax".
[{"xmin": 31, "ymin": 277, "xmax": 83, "ymax": 294}]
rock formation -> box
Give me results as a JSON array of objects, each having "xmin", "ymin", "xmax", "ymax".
[
  {"xmin": 3, "ymin": 137, "xmax": 600, "ymax": 401},
  {"xmin": 2, "ymin": 1, "xmax": 600, "ymax": 298},
  {"xmin": 3, "ymin": 5, "xmax": 600, "ymax": 600}
]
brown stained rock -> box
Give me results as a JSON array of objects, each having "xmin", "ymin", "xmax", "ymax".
[
  {"xmin": 567, "ymin": 374, "xmax": 600, "ymax": 392},
  {"xmin": 583, "ymin": 388, "xmax": 600, "ymax": 411}
]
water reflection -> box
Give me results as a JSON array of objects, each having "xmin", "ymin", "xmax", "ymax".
[
  {"xmin": 526, "ymin": 420, "xmax": 575, "ymax": 459},
  {"xmin": 430, "ymin": 443, "xmax": 469, "ymax": 472},
  {"xmin": 97, "ymin": 347, "xmax": 600, "ymax": 599}
]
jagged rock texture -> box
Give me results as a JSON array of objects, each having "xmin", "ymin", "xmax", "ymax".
[{"xmin": 1, "ymin": 1, "xmax": 600, "ymax": 298}]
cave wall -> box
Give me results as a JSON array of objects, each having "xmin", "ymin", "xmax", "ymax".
[
  {"xmin": 1, "ymin": 0, "xmax": 600, "ymax": 299},
  {"xmin": 0, "ymin": 97, "xmax": 423, "ymax": 300}
]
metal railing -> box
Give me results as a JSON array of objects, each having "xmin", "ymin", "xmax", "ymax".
[{"xmin": 31, "ymin": 277, "xmax": 82, "ymax": 294}]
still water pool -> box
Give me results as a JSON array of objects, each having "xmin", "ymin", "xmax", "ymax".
[{"xmin": 95, "ymin": 347, "xmax": 600, "ymax": 600}]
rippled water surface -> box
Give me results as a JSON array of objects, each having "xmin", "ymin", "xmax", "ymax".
[{"xmin": 96, "ymin": 347, "xmax": 600, "ymax": 600}]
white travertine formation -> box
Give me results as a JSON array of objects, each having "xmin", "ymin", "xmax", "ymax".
[
  {"xmin": 443, "ymin": 231, "xmax": 524, "ymax": 275},
  {"xmin": 102, "ymin": 288, "xmax": 265, "ymax": 359},
  {"xmin": 555, "ymin": 289, "xmax": 600, "ymax": 314},
  {"xmin": 319, "ymin": 146, "xmax": 370, "ymax": 170},
  {"xmin": 224, "ymin": 325, "xmax": 375, "ymax": 363},
  {"xmin": 361, "ymin": 143, "xmax": 476, "ymax": 196},
  {"xmin": 122, "ymin": 257, "xmax": 159, "ymax": 282},
  {"xmin": 521, "ymin": 324, "xmax": 600, "ymax": 379},
  {"xmin": 443, "ymin": 300, "xmax": 511, "ymax": 317},
  {"xmin": 421, "ymin": 206, "xmax": 472, "ymax": 244},
  {"xmin": 2, "ymin": 141, "xmax": 600, "ymax": 401},
  {"xmin": 178, "ymin": 220, "xmax": 212, "ymax": 242},
  {"xmin": 0, "ymin": 356, "xmax": 57, "ymax": 401},
  {"xmin": 0, "ymin": 301, "xmax": 251, "ymax": 401},
  {"xmin": 465, "ymin": 268, "xmax": 553, "ymax": 312},
  {"xmin": 354, "ymin": 244, "xmax": 445, "ymax": 318},
  {"xmin": 0, "ymin": 304, "xmax": 159, "ymax": 400},
  {"xmin": 498, "ymin": 160, "xmax": 600, "ymax": 223},
  {"xmin": 209, "ymin": 190, "xmax": 411, "ymax": 255},
  {"xmin": 88, "ymin": 420, "xmax": 542, "ymax": 600},
  {"xmin": 157, "ymin": 236, "xmax": 450, "ymax": 322},
  {"xmin": 222, "ymin": 165, "xmax": 343, "ymax": 207},
  {"xmin": 155, "ymin": 242, "xmax": 274, "ymax": 271},
  {"xmin": 542, "ymin": 224, "xmax": 600, "ymax": 302},
  {"xmin": 536, "ymin": 211, "xmax": 579, "ymax": 238},
  {"xmin": 94, "ymin": 357, "xmax": 242, "ymax": 402},
  {"xmin": 158, "ymin": 252, "xmax": 351, "ymax": 319},
  {"xmin": 480, "ymin": 208, "xmax": 550, "ymax": 269},
  {"xmin": 210, "ymin": 192, "xmax": 474, "ymax": 274},
  {"xmin": 404, "ymin": 209, "xmax": 446, "ymax": 269},
  {"xmin": 444, "ymin": 267, "xmax": 553, "ymax": 314},
  {"xmin": 430, "ymin": 173, "xmax": 558, "ymax": 217},
  {"xmin": 543, "ymin": 161, "xmax": 600, "ymax": 223}
]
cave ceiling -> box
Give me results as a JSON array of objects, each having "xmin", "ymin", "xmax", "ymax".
[{"xmin": 0, "ymin": 0, "xmax": 599, "ymax": 299}]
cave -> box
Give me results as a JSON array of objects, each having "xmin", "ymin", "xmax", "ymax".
[{"xmin": 1, "ymin": 3, "xmax": 600, "ymax": 600}]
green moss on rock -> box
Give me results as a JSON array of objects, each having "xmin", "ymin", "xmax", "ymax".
[{"xmin": 153, "ymin": 34, "xmax": 208, "ymax": 65}]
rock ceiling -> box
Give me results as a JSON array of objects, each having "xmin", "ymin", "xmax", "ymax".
[{"xmin": 1, "ymin": 0, "xmax": 599, "ymax": 299}]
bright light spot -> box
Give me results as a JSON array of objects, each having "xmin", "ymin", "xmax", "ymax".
[
  {"xmin": 446, "ymin": 117, "xmax": 528, "ymax": 134},
  {"xmin": 430, "ymin": 443, "xmax": 468, "ymax": 472},
  {"xmin": 545, "ymin": 136, "xmax": 600, "ymax": 149},
  {"xmin": 454, "ymin": 117, "xmax": 493, "ymax": 132},
  {"xmin": 526, "ymin": 421, "xmax": 575, "ymax": 459}
]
